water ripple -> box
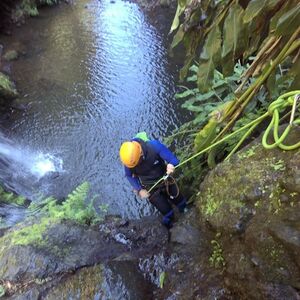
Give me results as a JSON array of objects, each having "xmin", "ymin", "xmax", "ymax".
[{"xmin": 1, "ymin": 0, "xmax": 188, "ymax": 218}]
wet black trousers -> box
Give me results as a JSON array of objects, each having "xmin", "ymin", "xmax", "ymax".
[{"xmin": 148, "ymin": 181, "xmax": 186, "ymax": 227}]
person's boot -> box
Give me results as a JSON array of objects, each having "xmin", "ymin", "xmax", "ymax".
[
  {"xmin": 162, "ymin": 209, "xmax": 174, "ymax": 229},
  {"xmin": 177, "ymin": 199, "xmax": 187, "ymax": 213}
]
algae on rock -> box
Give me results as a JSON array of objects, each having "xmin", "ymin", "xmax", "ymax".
[
  {"xmin": 196, "ymin": 127, "xmax": 300, "ymax": 298},
  {"xmin": 0, "ymin": 72, "xmax": 18, "ymax": 101}
]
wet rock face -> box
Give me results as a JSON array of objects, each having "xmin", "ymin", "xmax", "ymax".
[
  {"xmin": 197, "ymin": 127, "xmax": 300, "ymax": 298},
  {"xmin": 0, "ymin": 215, "xmax": 168, "ymax": 298}
]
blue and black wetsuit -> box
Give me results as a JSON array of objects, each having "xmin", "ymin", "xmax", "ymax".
[{"xmin": 124, "ymin": 138, "xmax": 186, "ymax": 227}]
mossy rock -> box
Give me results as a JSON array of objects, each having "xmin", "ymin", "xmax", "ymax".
[
  {"xmin": 195, "ymin": 127, "xmax": 300, "ymax": 297},
  {"xmin": 0, "ymin": 72, "xmax": 18, "ymax": 100},
  {"xmin": 0, "ymin": 186, "xmax": 27, "ymax": 206},
  {"xmin": 197, "ymin": 127, "xmax": 300, "ymax": 233}
]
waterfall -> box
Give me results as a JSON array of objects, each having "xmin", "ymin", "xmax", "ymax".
[{"xmin": 0, "ymin": 132, "xmax": 63, "ymax": 199}]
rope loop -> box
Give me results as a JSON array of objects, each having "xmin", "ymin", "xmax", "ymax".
[
  {"xmin": 262, "ymin": 91, "xmax": 300, "ymax": 150},
  {"xmin": 165, "ymin": 175, "xmax": 180, "ymax": 199}
]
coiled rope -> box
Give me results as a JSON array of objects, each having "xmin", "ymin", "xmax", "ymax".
[{"xmin": 148, "ymin": 91, "xmax": 300, "ymax": 193}]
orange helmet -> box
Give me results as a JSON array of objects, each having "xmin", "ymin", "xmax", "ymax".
[{"xmin": 119, "ymin": 141, "xmax": 142, "ymax": 168}]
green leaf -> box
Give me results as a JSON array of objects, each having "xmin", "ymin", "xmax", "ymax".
[
  {"xmin": 195, "ymin": 90, "xmax": 216, "ymax": 101},
  {"xmin": 171, "ymin": 25, "xmax": 185, "ymax": 49},
  {"xmin": 175, "ymin": 88, "xmax": 197, "ymax": 99},
  {"xmin": 244, "ymin": 31, "xmax": 261, "ymax": 58},
  {"xmin": 189, "ymin": 64, "xmax": 199, "ymax": 73},
  {"xmin": 285, "ymin": 57, "xmax": 300, "ymax": 91},
  {"xmin": 270, "ymin": 1, "xmax": 298, "ymax": 33},
  {"xmin": 197, "ymin": 59, "xmax": 215, "ymax": 93},
  {"xmin": 275, "ymin": 4, "xmax": 300, "ymax": 36},
  {"xmin": 200, "ymin": 25, "xmax": 221, "ymax": 60},
  {"xmin": 212, "ymin": 100, "xmax": 235, "ymax": 122},
  {"xmin": 222, "ymin": 4, "xmax": 244, "ymax": 59},
  {"xmin": 159, "ymin": 272, "xmax": 166, "ymax": 289},
  {"xmin": 207, "ymin": 146, "xmax": 218, "ymax": 168},
  {"xmin": 193, "ymin": 111, "xmax": 210, "ymax": 125},
  {"xmin": 194, "ymin": 118, "xmax": 218, "ymax": 152},
  {"xmin": 222, "ymin": 4, "xmax": 247, "ymax": 75},
  {"xmin": 180, "ymin": 56, "xmax": 195, "ymax": 81},
  {"xmin": 187, "ymin": 74, "xmax": 197, "ymax": 82},
  {"xmin": 197, "ymin": 25, "xmax": 221, "ymax": 92},
  {"xmin": 0, "ymin": 285, "xmax": 5, "ymax": 297},
  {"xmin": 244, "ymin": 0, "xmax": 267, "ymax": 23},
  {"xmin": 243, "ymin": 0, "xmax": 280, "ymax": 23},
  {"xmin": 182, "ymin": 101, "xmax": 215, "ymax": 112},
  {"xmin": 170, "ymin": 1, "xmax": 187, "ymax": 34}
]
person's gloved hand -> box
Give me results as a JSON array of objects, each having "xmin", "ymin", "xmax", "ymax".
[
  {"xmin": 166, "ymin": 163, "xmax": 175, "ymax": 175},
  {"xmin": 139, "ymin": 189, "xmax": 150, "ymax": 199}
]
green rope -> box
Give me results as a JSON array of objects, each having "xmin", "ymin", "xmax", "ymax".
[
  {"xmin": 262, "ymin": 92, "xmax": 300, "ymax": 150},
  {"xmin": 148, "ymin": 91, "xmax": 300, "ymax": 193}
]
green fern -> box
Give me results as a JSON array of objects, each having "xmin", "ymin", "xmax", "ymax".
[
  {"xmin": 21, "ymin": 0, "xmax": 39, "ymax": 16},
  {"xmin": 5, "ymin": 182, "xmax": 106, "ymax": 247},
  {"xmin": 46, "ymin": 182, "xmax": 103, "ymax": 225},
  {"xmin": 38, "ymin": 0, "xmax": 58, "ymax": 5},
  {"xmin": 0, "ymin": 187, "xmax": 27, "ymax": 206}
]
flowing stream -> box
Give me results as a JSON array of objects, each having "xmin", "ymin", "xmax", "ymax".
[{"xmin": 0, "ymin": 0, "xmax": 188, "ymax": 219}]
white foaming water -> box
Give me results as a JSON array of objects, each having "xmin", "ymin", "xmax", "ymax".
[
  {"xmin": 30, "ymin": 153, "xmax": 63, "ymax": 177},
  {"xmin": 0, "ymin": 133, "xmax": 64, "ymax": 201},
  {"xmin": 0, "ymin": 141, "xmax": 63, "ymax": 179}
]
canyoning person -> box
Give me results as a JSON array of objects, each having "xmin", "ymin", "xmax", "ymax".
[{"xmin": 119, "ymin": 132, "xmax": 186, "ymax": 228}]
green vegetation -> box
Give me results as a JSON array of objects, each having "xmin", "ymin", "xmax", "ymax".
[
  {"xmin": 171, "ymin": 0, "xmax": 300, "ymax": 91},
  {"xmin": 237, "ymin": 145, "xmax": 258, "ymax": 159},
  {"xmin": 11, "ymin": 218, "xmax": 49, "ymax": 246},
  {"xmin": 38, "ymin": 0, "xmax": 58, "ymax": 5},
  {"xmin": 0, "ymin": 285, "xmax": 5, "ymax": 297},
  {"xmin": 14, "ymin": 0, "xmax": 39, "ymax": 17},
  {"xmin": 3, "ymin": 182, "xmax": 106, "ymax": 247},
  {"xmin": 0, "ymin": 72, "xmax": 18, "ymax": 99},
  {"xmin": 270, "ymin": 159, "xmax": 285, "ymax": 171},
  {"xmin": 209, "ymin": 237, "xmax": 225, "ymax": 269},
  {"xmin": 3, "ymin": 50, "xmax": 19, "ymax": 61},
  {"xmin": 159, "ymin": 271, "xmax": 166, "ymax": 288},
  {"xmin": 13, "ymin": 0, "xmax": 58, "ymax": 19},
  {"xmin": 203, "ymin": 190, "xmax": 220, "ymax": 216},
  {"xmin": 44, "ymin": 182, "xmax": 103, "ymax": 225},
  {"xmin": 0, "ymin": 186, "xmax": 27, "ymax": 206},
  {"xmin": 169, "ymin": 0, "xmax": 300, "ymax": 199}
]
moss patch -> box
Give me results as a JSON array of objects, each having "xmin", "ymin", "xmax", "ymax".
[
  {"xmin": 43, "ymin": 265, "xmax": 104, "ymax": 299},
  {"xmin": 3, "ymin": 50, "xmax": 19, "ymax": 61},
  {"xmin": 0, "ymin": 72, "xmax": 18, "ymax": 100},
  {"xmin": 0, "ymin": 186, "xmax": 27, "ymax": 206},
  {"xmin": 0, "ymin": 182, "xmax": 105, "ymax": 250},
  {"xmin": 196, "ymin": 139, "xmax": 300, "ymax": 231}
]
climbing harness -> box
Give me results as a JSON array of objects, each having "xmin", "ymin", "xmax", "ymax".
[
  {"xmin": 165, "ymin": 175, "xmax": 180, "ymax": 199},
  {"xmin": 148, "ymin": 175, "xmax": 180, "ymax": 199},
  {"xmin": 148, "ymin": 90, "xmax": 300, "ymax": 193}
]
